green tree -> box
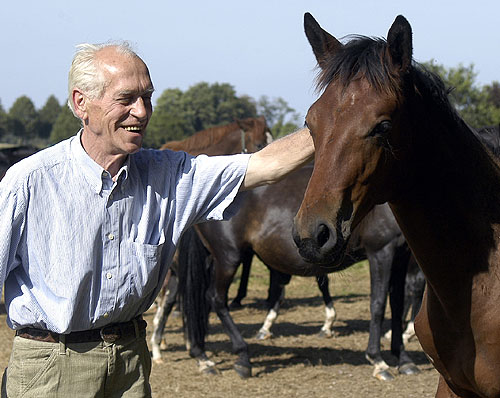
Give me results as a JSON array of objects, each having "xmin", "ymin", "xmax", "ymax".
[
  {"xmin": 485, "ymin": 81, "xmax": 500, "ymax": 108},
  {"xmin": 484, "ymin": 82, "xmax": 500, "ymax": 126},
  {"xmin": 144, "ymin": 88, "xmax": 194, "ymax": 148},
  {"xmin": 8, "ymin": 96, "xmax": 40, "ymax": 143},
  {"xmin": 50, "ymin": 105, "xmax": 81, "ymax": 144},
  {"xmin": 257, "ymin": 96, "xmax": 300, "ymax": 137},
  {"xmin": 38, "ymin": 95, "xmax": 62, "ymax": 139},
  {"xmin": 182, "ymin": 82, "xmax": 256, "ymax": 131}
]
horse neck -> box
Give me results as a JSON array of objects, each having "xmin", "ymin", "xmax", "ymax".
[{"xmin": 391, "ymin": 109, "xmax": 500, "ymax": 306}]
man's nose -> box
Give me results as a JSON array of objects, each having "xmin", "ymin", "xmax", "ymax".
[{"xmin": 131, "ymin": 97, "xmax": 148, "ymax": 119}]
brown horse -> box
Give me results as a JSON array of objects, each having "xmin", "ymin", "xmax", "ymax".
[
  {"xmin": 293, "ymin": 13, "xmax": 500, "ymax": 397},
  {"xmin": 159, "ymin": 116, "xmax": 273, "ymax": 155}
]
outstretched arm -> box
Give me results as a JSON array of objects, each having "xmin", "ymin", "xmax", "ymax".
[{"xmin": 241, "ymin": 127, "xmax": 314, "ymax": 190}]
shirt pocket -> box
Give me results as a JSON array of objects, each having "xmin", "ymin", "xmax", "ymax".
[{"xmin": 128, "ymin": 239, "xmax": 164, "ymax": 299}]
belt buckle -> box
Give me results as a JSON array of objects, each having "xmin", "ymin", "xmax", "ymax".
[{"xmin": 100, "ymin": 325, "xmax": 121, "ymax": 343}]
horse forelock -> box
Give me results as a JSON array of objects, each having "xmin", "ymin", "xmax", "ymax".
[{"xmin": 316, "ymin": 35, "xmax": 404, "ymax": 99}]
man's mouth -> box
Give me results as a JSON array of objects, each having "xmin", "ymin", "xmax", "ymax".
[{"xmin": 123, "ymin": 126, "xmax": 143, "ymax": 133}]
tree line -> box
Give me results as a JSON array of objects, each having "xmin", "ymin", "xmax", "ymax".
[{"xmin": 1, "ymin": 62, "xmax": 499, "ymax": 150}]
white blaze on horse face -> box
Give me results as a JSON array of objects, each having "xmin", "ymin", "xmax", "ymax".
[{"xmin": 350, "ymin": 93, "xmax": 357, "ymax": 106}]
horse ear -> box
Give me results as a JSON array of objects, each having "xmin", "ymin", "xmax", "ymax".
[
  {"xmin": 304, "ymin": 13, "xmax": 343, "ymax": 70},
  {"xmin": 386, "ymin": 15, "xmax": 413, "ymax": 74}
]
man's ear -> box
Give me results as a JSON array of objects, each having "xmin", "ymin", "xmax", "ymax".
[{"xmin": 72, "ymin": 89, "xmax": 88, "ymax": 120}]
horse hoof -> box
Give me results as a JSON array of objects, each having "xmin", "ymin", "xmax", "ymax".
[
  {"xmin": 152, "ymin": 357, "xmax": 164, "ymax": 365},
  {"xmin": 374, "ymin": 369, "xmax": 395, "ymax": 381},
  {"xmin": 229, "ymin": 301, "xmax": 243, "ymax": 310},
  {"xmin": 256, "ymin": 331, "xmax": 272, "ymax": 340},
  {"xmin": 201, "ymin": 366, "xmax": 219, "ymax": 376},
  {"xmin": 318, "ymin": 329, "xmax": 333, "ymax": 338},
  {"xmin": 399, "ymin": 362, "xmax": 420, "ymax": 375},
  {"xmin": 234, "ymin": 363, "xmax": 252, "ymax": 379}
]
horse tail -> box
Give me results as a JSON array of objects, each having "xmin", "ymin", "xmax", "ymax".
[{"xmin": 177, "ymin": 227, "xmax": 212, "ymax": 357}]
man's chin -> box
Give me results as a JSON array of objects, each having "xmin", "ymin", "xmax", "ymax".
[{"xmin": 126, "ymin": 136, "xmax": 144, "ymax": 153}]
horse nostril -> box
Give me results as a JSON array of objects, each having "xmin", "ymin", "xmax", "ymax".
[{"xmin": 316, "ymin": 224, "xmax": 330, "ymax": 248}]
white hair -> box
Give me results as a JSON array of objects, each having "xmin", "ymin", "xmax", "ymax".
[{"xmin": 67, "ymin": 41, "xmax": 138, "ymax": 116}]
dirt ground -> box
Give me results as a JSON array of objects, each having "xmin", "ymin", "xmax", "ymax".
[{"xmin": 0, "ymin": 261, "xmax": 439, "ymax": 397}]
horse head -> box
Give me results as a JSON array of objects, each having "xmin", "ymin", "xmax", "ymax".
[
  {"xmin": 236, "ymin": 116, "xmax": 273, "ymax": 153},
  {"xmin": 293, "ymin": 13, "xmax": 414, "ymax": 264}
]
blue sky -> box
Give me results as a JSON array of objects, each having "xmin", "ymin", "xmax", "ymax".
[{"xmin": 2, "ymin": 0, "xmax": 499, "ymax": 121}]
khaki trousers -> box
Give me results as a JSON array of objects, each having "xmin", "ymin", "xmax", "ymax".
[{"xmin": 1, "ymin": 329, "xmax": 152, "ymax": 398}]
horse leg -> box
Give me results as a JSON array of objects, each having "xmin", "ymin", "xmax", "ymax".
[
  {"xmin": 402, "ymin": 255, "xmax": 425, "ymax": 344},
  {"xmin": 229, "ymin": 257, "xmax": 251, "ymax": 310},
  {"xmin": 383, "ymin": 254, "xmax": 425, "ymax": 344},
  {"xmin": 365, "ymin": 247, "xmax": 395, "ymax": 381},
  {"xmin": 389, "ymin": 246, "xmax": 420, "ymax": 376},
  {"xmin": 151, "ymin": 269, "xmax": 178, "ymax": 363},
  {"xmin": 256, "ymin": 268, "xmax": 291, "ymax": 340},
  {"xmin": 316, "ymin": 274, "xmax": 336, "ymax": 338},
  {"xmin": 210, "ymin": 253, "xmax": 253, "ymax": 378}
]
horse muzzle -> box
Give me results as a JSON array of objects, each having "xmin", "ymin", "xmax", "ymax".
[{"xmin": 292, "ymin": 215, "xmax": 352, "ymax": 266}]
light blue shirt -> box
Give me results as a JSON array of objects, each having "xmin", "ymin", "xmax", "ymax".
[{"xmin": 0, "ymin": 132, "xmax": 250, "ymax": 333}]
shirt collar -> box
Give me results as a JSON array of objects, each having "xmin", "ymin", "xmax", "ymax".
[{"xmin": 70, "ymin": 130, "xmax": 130, "ymax": 194}]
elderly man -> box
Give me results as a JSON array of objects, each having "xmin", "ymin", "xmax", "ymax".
[{"xmin": 0, "ymin": 42, "xmax": 313, "ymax": 397}]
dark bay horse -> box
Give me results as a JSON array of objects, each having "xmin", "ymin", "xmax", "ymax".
[
  {"xmin": 179, "ymin": 163, "xmax": 420, "ymax": 380},
  {"xmin": 293, "ymin": 13, "xmax": 500, "ymax": 397}
]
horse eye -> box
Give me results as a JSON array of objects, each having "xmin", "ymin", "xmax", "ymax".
[{"xmin": 369, "ymin": 120, "xmax": 392, "ymax": 137}]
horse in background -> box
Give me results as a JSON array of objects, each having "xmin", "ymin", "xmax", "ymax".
[
  {"xmin": 0, "ymin": 145, "xmax": 39, "ymax": 179},
  {"xmin": 179, "ymin": 163, "xmax": 420, "ymax": 380},
  {"xmin": 293, "ymin": 13, "xmax": 500, "ymax": 397},
  {"xmin": 159, "ymin": 116, "xmax": 272, "ymax": 155}
]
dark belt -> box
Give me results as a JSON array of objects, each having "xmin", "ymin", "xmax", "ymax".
[{"xmin": 15, "ymin": 317, "xmax": 147, "ymax": 344}]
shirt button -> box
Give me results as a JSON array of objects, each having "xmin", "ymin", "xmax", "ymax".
[
  {"xmin": 103, "ymin": 313, "xmax": 109, "ymax": 318},
  {"xmin": 108, "ymin": 233, "xmax": 115, "ymax": 240},
  {"xmin": 106, "ymin": 272, "xmax": 112, "ymax": 279}
]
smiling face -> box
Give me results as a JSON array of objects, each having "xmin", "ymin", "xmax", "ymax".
[{"xmin": 74, "ymin": 46, "xmax": 154, "ymax": 167}]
